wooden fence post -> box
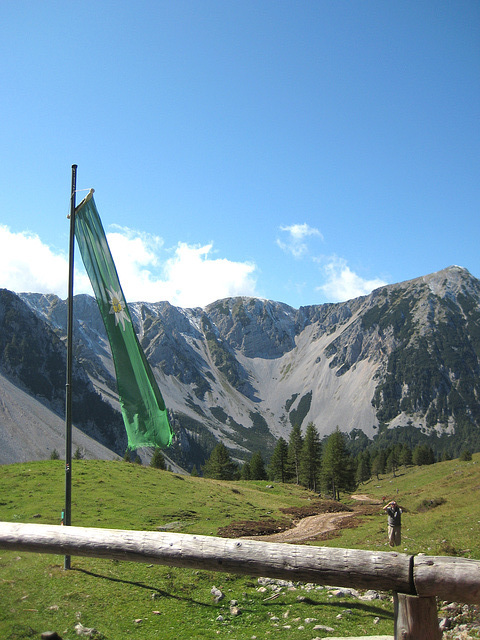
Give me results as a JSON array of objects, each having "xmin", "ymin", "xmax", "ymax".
[{"xmin": 394, "ymin": 592, "xmax": 441, "ymax": 640}]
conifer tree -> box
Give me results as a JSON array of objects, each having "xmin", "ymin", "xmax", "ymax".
[
  {"xmin": 288, "ymin": 423, "xmax": 303, "ymax": 484},
  {"xmin": 299, "ymin": 422, "xmax": 322, "ymax": 492},
  {"xmin": 268, "ymin": 437, "xmax": 289, "ymax": 482},
  {"xmin": 412, "ymin": 443, "xmax": 435, "ymax": 466},
  {"xmin": 321, "ymin": 427, "xmax": 356, "ymax": 500},
  {"xmin": 371, "ymin": 449, "xmax": 386, "ymax": 479},
  {"xmin": 202, "ymin": 443, "xmax": 238, "ymax": 480},
  {"xmin": 249, "ymin": 451, "xmax": 267, "ymax": 480},
  {"xmin": 355, "ymin": 450, "xmax": 371, "ymax": 484},
  {"xmin": 386, "ymin": 448, "xmax": 398, "ymax": 477},
  {"xmin": 240, "ymin": 461, "xmax": 251, "ymax": 480},
  {"xmin": 399, "ymin": 443, "xmax": 412, "ymax": 467},
  {"xmin": 73, "ymin": 446, "xmax": 84, "ymax": 460},
  {"xmin": 150, "ymin": 447, "xmax": 166, "ymax": 469},
  {"xmin": 441, "ymin": 449, "xmax": 452, "ymax": 462}
]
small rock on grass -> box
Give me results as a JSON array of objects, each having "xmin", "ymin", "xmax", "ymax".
[{"xmin": 74, "ymin": 622, "xmax": 98, "ymax": 637}]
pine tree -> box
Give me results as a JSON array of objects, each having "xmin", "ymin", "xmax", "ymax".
[
  {"xmin": 355, "ymin": 450, "xmax": 371, "ymax": 484},
  {"xmin": 386, "ymin": 448, "xmax": 398, "ymax": 477},
  {"xmin": 371, "ymin": 449, "xmax": 386, "ymax": 479},
  {"xmin": 412, "ymin": 444, "xmax": 435, "ymax": 466},
  {"xmin": 249, "ymin": 451, "xmax": 267, "ymax": 480},
  {"xmin": 73, "ymin": 446, "xmax": 84, "ymax": 460},
  {"xmin": 241, "ymin": 461, "xmax": 251, "ymax": 480},
  {"xmin": 299, "ymin": 422, "xmax": 322, "ymax": 492},
  {"xmin": 287, "ymin": 423, "xmax": 303, "ymax": 485},
  {"xmin": 202, "ymin": 443, "xmax": 238, "ymax": 480},
  {"xmin": 150, "ymin": 447, "xmax": 166, "ymax": 470},
  {"xmin": 321, "ymin": 427, "xmax": 356, "ymax": 500},
  {"xmin": 441, "ymin": 450, "xmax": 452, "ymax": 462},
  {"xmin": 399, "ymin": 443, "xmax": 413, "ymax": 467},
  {"xmin": 268, "ymin": 437, "xmax": 289, "ymax": 482}
]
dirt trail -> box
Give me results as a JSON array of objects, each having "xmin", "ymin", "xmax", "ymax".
[
  {"xmin": 243, "ymin": 494, "xmax": 381, "ymax": 544},
  {"xmin": 351, "ymin": 494, "xmax": 381, "ymax": 503},
  {"xmin": 243, "ymin": 511, "xmax": 356, "ymax": 543}
]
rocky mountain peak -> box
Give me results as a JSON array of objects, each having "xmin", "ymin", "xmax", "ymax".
[{"xmin": 2, "ymin": 265, "xmax": 480, "ymax": 468}]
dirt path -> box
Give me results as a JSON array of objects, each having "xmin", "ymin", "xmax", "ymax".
[
  {"xmin": 243, "ymin": 494, "xmax": 380, "ymax": 544},
  {"xmin": 243, "ymin": 511, "xmax": 357, "ymax": 543},
  {"xmin": 351, "ymin": 494, "xmax": 381, "ymax": 504}
]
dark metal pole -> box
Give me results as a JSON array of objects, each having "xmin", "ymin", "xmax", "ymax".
[{"xmin": 64, "ymin": 164, "xmax": 77, "ymax": 570}]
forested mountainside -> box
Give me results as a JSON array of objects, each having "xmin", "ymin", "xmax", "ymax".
[{"xmin": 1, "ymin": 265, "xmax": 480, "ymax": 469}]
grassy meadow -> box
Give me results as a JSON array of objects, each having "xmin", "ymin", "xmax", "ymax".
[
  {"xmin": 326, "ymin": 452, "xmax": 480, "ymax": 559},
  {"xmin": 0, "ymin": 453, "xmax": 479, "ymax": 639}
]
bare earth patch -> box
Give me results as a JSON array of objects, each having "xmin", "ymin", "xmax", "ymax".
[
  {"xmin": 247, "ymin": 511, "xmax": 356, "ymax": 543},
  {"xmin": 218, "ymin": 497, "xmax": 379, "ymax": 544},
  {"xmin": 351, "ymin": 494, "xmax": 382, "ymax": 504}
]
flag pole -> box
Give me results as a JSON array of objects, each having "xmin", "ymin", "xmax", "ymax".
[{"xmin": 64, "ymin": 163, "xmax": 77, "ymax": 570}]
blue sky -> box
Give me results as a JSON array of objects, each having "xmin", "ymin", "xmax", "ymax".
[{"xmin": 0, "ymin": 1, "xmax": 478, "ymax": 309}]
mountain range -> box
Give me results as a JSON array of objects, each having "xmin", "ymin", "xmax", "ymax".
[{"xmin": 1, "ymin": 265, "xmax": 480, "ymax": 470}]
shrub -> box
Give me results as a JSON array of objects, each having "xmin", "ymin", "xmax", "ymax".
[{"xmin": 416, "ymin": 497, "xmax": 446, "ymax": 512}]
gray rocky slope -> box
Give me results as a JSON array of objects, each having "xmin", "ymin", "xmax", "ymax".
[{"xmin": 1, "ymin": 265, "xmax": 480, "ymax": 468}]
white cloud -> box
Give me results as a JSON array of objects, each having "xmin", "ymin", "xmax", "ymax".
[
  {"xmin": 107, "ymin": 230, "xmax": 258, "ymax": 307},
  {"xmin": 0, "ymin": 225, "xmax": 257, "ymax": 308},
  {"xmin": 317, "ymin": 257, "xmax": 387, "ymax": 302},
  {"xmin": 158, "ymin": 242, "xmax": 257, "ymax": 308},
  {"xmin": 105, "ymin": 226, "xmax": 163, "ymax": 298},
  {"xmin": 277, "ymin": 223, "xmax": 323, "ymax": 258},
  {"xmin": 0, "ymin": 225, "xmax": 90, "ymax": 298}
]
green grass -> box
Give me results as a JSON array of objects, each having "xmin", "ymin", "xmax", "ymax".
[
  {"xmin": 0, "ymin": 455, "xmax": 479, "ymax": 639},
  {"xmin": 0, "ymin": 459, "xmax": 318, "ymax": 534},
  {"xmin": 319, "ymin": 453, "xmax": 480, "ymax": 559}
]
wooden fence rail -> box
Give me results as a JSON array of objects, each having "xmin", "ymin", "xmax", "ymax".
[
  {"xmin": 0, "ymin": 521, "xmax": 414, "ymax": 592},
  {"xmin": 1, "ymin": 522, "xmax": 479, "ymax": 638}
]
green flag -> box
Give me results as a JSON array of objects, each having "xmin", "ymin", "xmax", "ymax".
[{"xmin": 74, "ymin": 189, "xmax": 173, "ymax": 450}]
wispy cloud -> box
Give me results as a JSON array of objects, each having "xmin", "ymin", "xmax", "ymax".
[
  {"xmin": 276, "ymin": 223, "xmax": 323, "ymax": 258},
  {"xmin": 317, "ymin": 256, "xmax": 387, "ymax": 302},
  {"xmin": 0, "ymin": 225, "xmax": 258, "ymax": 308}
]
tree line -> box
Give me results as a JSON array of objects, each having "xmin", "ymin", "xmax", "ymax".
[
  {"xmin": 201, "ymin": 423, "xmax": 356, "ymax": 500},
  {"xmin": 128, "ymin": 422, "xmax": 474, "ymax": 498},
  {"xmin": 198, "ymin": 423, "xmax": 474, "ymax": 499}
]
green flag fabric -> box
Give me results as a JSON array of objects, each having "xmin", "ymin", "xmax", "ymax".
[{"xmin": 74, "ymin": 190, "xmax": 173, "ymax": 449}]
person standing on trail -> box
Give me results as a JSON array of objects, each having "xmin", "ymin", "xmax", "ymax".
[{"xmin": 383, "ymin": 500, "xmax": 403, "ymax": 547}]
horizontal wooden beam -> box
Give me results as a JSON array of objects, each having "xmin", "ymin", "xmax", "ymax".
[
  {"xmin": 0, "ymin": 521, "xmax": 413, "ymax": 594},
  {"xmin": 414, "ymin": 555, "xmax": 480, "ymax": 604},
  {"xmin": 2, "ymin": 522, "xmax": 479, "ymax": 602}
]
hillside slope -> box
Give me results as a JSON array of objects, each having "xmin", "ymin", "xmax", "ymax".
[{"xmin": 0, "ymin": 372, "xmax": 118, "ymax": 464}]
